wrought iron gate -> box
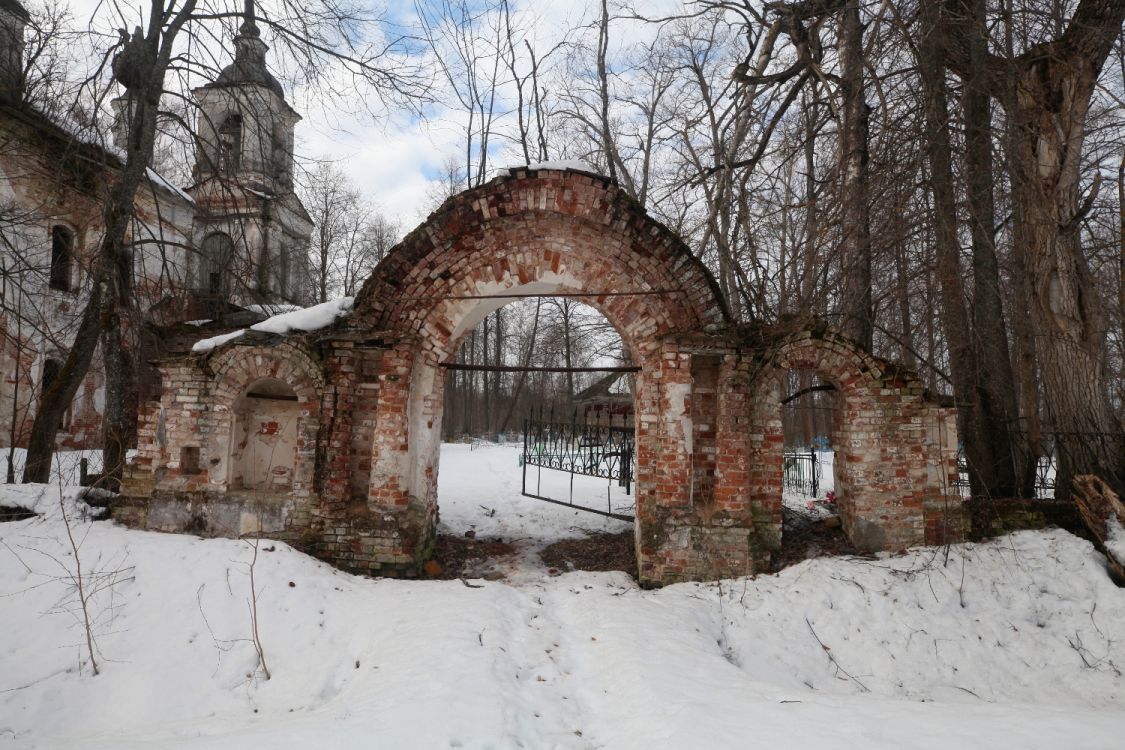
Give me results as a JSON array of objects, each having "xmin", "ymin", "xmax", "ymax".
[{"xmin": 521, "ymin": 410, "xmax": 635, "ymax": 521}]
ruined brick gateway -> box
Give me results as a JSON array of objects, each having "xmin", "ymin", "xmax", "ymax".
[{"xmin": 118, "ymin": 166, "xmax": 963, "ymax": 586}]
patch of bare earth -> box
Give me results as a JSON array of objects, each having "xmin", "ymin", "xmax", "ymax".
[
  {"xmin": 428, "ymin": 533, "xmax": 519, "ymax": 579},
  {"xmin": 771, "ymin": 507, "xmax": 859, "ymax": 573},
  {"xmin": 539, "ymin": 530, "xmax": 636, "ymax": 577},
  {"xmin": 0, "ymin": 506, "xmax": 35, "ymax": 522},
  {"xmin": 428, "ymin": 515, "xmax": 858, "ymax": 582}
]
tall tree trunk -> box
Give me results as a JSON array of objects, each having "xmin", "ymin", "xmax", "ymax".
[
  {"xmin": 961, "ymin": 0, "xmax": 1019, "ymax": 495},
  {"xmin": 482, "ymin": 316, "xmax": 491, "ymax": 438},
  {"xmin": 562, "ymin": 300, "xmax": 575, "ymax": 408},
  {"xmin": 892, "ymin": 239, "xmax": 916, "ymax": 370},
  {"xmin": 6, "ymin": 283, "xmax": 25, "ymax": 484},
  {"xmin": 101, "ymin": 309, "xmax": 136, "ymax": 491},
  {"xmin": 462, "ymin": 330, "xmax": 475, "ymax": 437},
  {"xmin": 492, "ymin": 308, "xmax": 502, "ymax": 438},
  {"xmin": 101, "ymin": 197, "xmax": 141, "ymax": 491},
  {"xmin": 837, "ymin": 1, "xmax": 872, "ymax": 349},
  {"xmin": 924, "ymin": 262, "xmax": 939, "ymax": 393},
  {"xmin": 1118, "ymin": 148, "xmax": 1125, "ymax": 403},
  {"xmin": 594, "ymin": 0, "xmax": 630, "ymax": 193},
  {"xmin": 919, "ymin": 0, "xmax": 991, "ymax": 495},
  {"xmin": 800, "ymin": 82, "xmax": 820, "ymax": 308},
  {"xmin": 1000, "ymin": 0, "xmax": 1042, "ymax": 493},
  {"xmin": 498, "ymin": 299, "xmax": 541, "ymax": 434},
  {"xmin": 1006, "ymin": 56, "xmax": 1125, "ymax": 492}
]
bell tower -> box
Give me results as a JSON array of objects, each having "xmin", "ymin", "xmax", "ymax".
[
  {"xmin": 0, "ymin": 0, "xmax": 29, "ymax": 106},
  {"xmin": 188, "ymin": 0, "xmax": 310, "ymax": 310},
  {"xmin": 192, "ymin": 0, "xmax": 297, "ymax": 191}
]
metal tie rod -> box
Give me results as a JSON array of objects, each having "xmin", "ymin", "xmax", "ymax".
[
  {"xmin": 395, "ymin": 289, "xmax": 681, "ymax": 301},
  {"xmin": 438, "ymin": 363, "xmax": 640, "ymax": 373}
]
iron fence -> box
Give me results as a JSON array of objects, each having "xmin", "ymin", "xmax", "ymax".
[
  {"xmin": 955, "ymin": 429, "xmax": 1124, "ymax": 499},
  {"xmin": 782, "ymin": 450, "xmax": 820, "ymax": 497}
]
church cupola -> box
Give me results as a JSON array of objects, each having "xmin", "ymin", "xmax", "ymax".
[
  {"xmin": 213, "ymin": 2, "xmax": 284, "ymax": 99},
  {"xmin": 191, "ymin": 0, "xmax": 298, "ymax": 192}
]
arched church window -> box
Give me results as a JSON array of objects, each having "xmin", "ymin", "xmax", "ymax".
[
  {"xmin": 49, "ymin": 225, "xmax": 73, "ymax": 292},
  {"xmin": 257, "ymin": 244, "xmax": 271, "ymax": 294},
  {"xmin": 42, "ymin": 357, "xmax": 61, "ymax": 391},
  {"xmin": 198, "ymin": 232, "xmax": 234, "ymax": 296},
  {"xmin": 278, "ymin": 244, "xmax": 290, "ymax": 298},
  {"xmin": 218, "ymin": 114, "xmax": 242, "ymax": 173}
]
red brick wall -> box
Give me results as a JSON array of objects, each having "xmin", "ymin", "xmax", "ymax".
[
  {"xmin": 121, "ymin": 170, "xmax": 963, "ymax": 586},
  {"xmin": 745, "ymin": 328, "xmax": 964, "ymax": 552}
]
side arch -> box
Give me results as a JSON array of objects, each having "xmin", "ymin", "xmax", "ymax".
[{"xmin": 738, "ymin": 325, "xmax": 962, "ymax": 552}]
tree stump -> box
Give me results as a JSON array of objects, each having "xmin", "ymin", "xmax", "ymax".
[{"xmin": 1072, "ymin": 475, "xmax": 1125, "ymax": 585}]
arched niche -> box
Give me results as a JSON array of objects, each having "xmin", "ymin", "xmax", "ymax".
[
  {"xmin": 229, "ymin": 378, "xmax": 300, "ymax": 491},
  {"xmin": 204, "ymin": 342, "xmax": 323, "ymax": 497}
]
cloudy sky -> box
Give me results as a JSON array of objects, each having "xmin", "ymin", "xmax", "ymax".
[
  {"xmin": 54, "ymin": 0, "xmax": 680, "ymax": 229},
  {"xmin": 290, "ymin": 0, "xmax": 599, "ymax": 226}
]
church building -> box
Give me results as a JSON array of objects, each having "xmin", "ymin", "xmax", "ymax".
[{"xmin": 0, "ymin": 0, "xmax": 311, "ymax": 453}]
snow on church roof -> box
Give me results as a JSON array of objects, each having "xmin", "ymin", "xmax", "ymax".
[{"xmin": 191, "ymin": 297, "xmax": 354, "ymax": 353}]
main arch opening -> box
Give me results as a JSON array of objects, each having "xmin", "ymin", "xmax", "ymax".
[
  {"xmin": 424, "ymin": 293, "xmax": 640, "ymax": 577},
  {"xmin": 337, "ymin": 166, "xmax": 737, "ymax": 585}
]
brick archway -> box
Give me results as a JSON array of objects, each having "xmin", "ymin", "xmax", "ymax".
[
  {"xmin": 123, "ymin": 170, "xmax": 964, "ymax": 586},
  {"xmin": 351, "ymin": 167, "xmax": 728, "ymax": 343},
  {"xmin": 740, "ymin": 327, "xmax": 963, "ymax": 553},
  {"xmin": 327, "ymin": 167, "xmax": 732, "ymax": 583}
]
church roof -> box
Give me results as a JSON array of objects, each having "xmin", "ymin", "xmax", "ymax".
[{"xmin": 205, "ymin": 1, "xmax": 284, "ymax": 98}]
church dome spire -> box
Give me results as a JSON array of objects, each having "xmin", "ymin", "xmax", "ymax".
[{"xmin": 209, "ymin": 0, "xmax": 284, "ymax": 98}]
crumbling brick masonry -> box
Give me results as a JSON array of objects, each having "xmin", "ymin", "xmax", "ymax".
[{"xmin": 118, "ymin": 167, "xmax": 962, "ymax": 586}]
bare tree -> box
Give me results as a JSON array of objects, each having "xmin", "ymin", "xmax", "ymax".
[
  {"xmin": 943, "ymin": 0, "xmax": 1125, "ymax": 489},
  {"xmin": 300, "ymin": 163, "xmax": 397, "ymax": 303}
]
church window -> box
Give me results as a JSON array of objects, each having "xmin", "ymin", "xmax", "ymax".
[
  {"xmin": 278, "ymin": 244, "xmax": 290, "ymax": 298},
  {"xmin": 49, "ymin": 225, "xmax": 73, "ymax": 292},
  {"xmin": 42, "ymin": 357, "xmax": 61, "ymax": 391},
  {"xmin": 218, "ymin": 114, "xmax": 242, "ymax": 173},
  {"xmin": 257, "ymin": 244, "xmax": 271, "ymax": 293},
  {"xmin": 41, "ymin": 357, "xmax": 70, "ymax": 430},
  {"xmin": 198, "ymin": 232, "xmax": 234, "ymax": 296}
]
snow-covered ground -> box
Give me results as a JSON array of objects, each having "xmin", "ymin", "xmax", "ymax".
[
  {"xmin": 2, "ymin": 448, "xmax": 1124, "ymax": 748},
  {"xmin": 437, "ymin": 442, "xmax": 633, "ymax": 541},
  {"xmin": 1, "ymin": 448, "xmax": 104, "ymax": 486}
]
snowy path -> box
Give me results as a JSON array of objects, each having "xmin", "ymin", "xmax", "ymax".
[
  {"xmin": 491, "ymin": 589, "xmax": 593, "ymax": 747},
  {"xmin": 2, "ymin": 448, "xmax": 1125, "ymax": 748}
]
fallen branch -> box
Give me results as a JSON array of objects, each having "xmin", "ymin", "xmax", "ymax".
[
  {"xmin": 805, "ymin": 617, "xmax": 868, "ymax": 692},
  {"xmin": 1072, "ymin": 475, "xmax": 1125, "ymax": 584}
]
